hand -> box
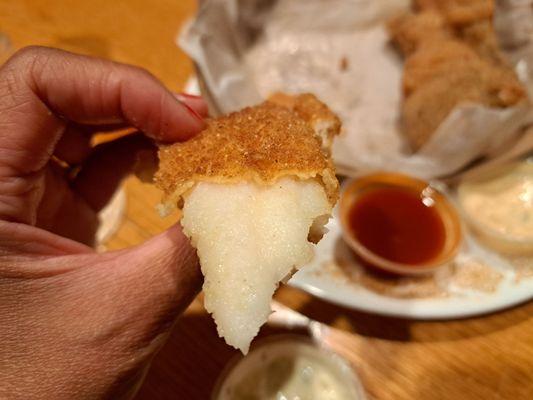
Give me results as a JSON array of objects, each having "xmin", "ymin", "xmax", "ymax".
[{"xmin": 0, "ymin": 46, "xmax": 206, "ymax": 399}]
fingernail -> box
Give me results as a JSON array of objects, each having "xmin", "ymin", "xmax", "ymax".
[
  {"xmin": 180, "ymin": 99, "xmax": 205, "ymax": 124},
  {"xmin": 174, "ymin": 92, "xmax": 202, "ymax": 101}
]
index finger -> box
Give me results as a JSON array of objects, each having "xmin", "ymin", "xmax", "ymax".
[{"xmin": 0, "ymin": 46, "xmax": 205, "ymax": 175}]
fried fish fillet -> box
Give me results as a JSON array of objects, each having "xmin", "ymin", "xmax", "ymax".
[
  {"xmin": 388, "ymin": 0, "xmax": 527, "ymax": 150},
  {"xmin": 413, "ymin": 1, "xmax": 504, "ymax": 64},
  {"xmin": 388, "ymin": 11, "xmax": 452, "ymax": 55},
  {"xmin": 388, "ymin": 9, "xmax": 503, "ymax": 63},
  {"xmin": 402, "ymin": 38, "xmax": 479, "ymax": 95},
  {"xmin": 402, "ymin": 41, "xmax": 525, "ymax": 148},
  {"xmin": 415, "ymin": 0, "xmax": 494, "ymax": 26},
  {"xmin": 404, "ymin": 61, "xmax": 526, "ymax": 149},
  {"xmin": 402, "ymin": 36, "xmax": 523, "ymax": 95},
  {"xmin": 458, "ymin": 20, "xmax": 505, "ymax": 65},
  {"xmin": 155, "ymin": 94, "xmax": 340, "ymax": 353}
]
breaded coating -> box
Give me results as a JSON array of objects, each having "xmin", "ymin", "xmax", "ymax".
[
  {"xmin": 388, "ymin": 0, "xmax": 527, "ymax": 150},
  {"xmin": 398, "ymin": 2, "xmax": 502, "ymax": 63},
  {"xmin": 458, "ymin": 20, "xmax": 505, "ymax": 65},
  {"xmin": 155, "ymin": 95, "xmax": 340, "ymax": 214},
  {"xmin": 269, "ymin": 92, "xmax": 341, "ymax": 151},
  {"xmin": 402, "ymin": 39, "xmax": 479, "ymax": 94},
  {"xmin": 415, "ymin": 0, "xmax": 494, "ymax": 26},
  {"xmin": 388, "ymin": 11, "xmax": 452, "ymax": 55},
  {"xmin": 404, "ymin": 61, "xmax": 526, "ymax": 149},
  {"xmin": 388, "ymin": 10, "xmax": 503, "ymax": 63},
  {"xmin": 403, "ymin": 40, "xmax": 525, "ymax": 149},
  {"xmin": 402, "ymin": 38, "xmax": 522, "ymax": 97}
]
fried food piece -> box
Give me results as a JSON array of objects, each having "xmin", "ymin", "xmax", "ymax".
[
  {"xmin": 402, "ymin": 39, "xmax": 479, "ymax": 94},
  {"xmin": 401, "ymin": 37, "xmax": 521, "ymax": 97},
  {"xmin": 403, "ymin": 74, "xmax": 480, "ymax": 149},
  {"xmin": 459, "ymin": 20, "xmax": 505, "ymax": 64},
  {"xmin": 389, "ymin": 0, "xmax": 527, "ymax": 150},
  {"xmin": 268, "ymin": 92, "xmax": 341, "ymax": 152},
  {"xmin": 413, "ymin": 1, "xmax": 504, "ymax": 63},
  {"xmin": 415, "ymin": 0, "xmax": 494, "ymax": 26},
  {"xmin": 388, "ymin": 9, "xmax": 503, "ymax": 63},
  {"xmin": 404, "ymin": 61, "xmax": 526, "ymax": 149},
  {"xmin": 155, "ymin": 94, "xmax": 340, "ymax": 353},
  {"xmin": 156, "ymin": 96, "xmax": 338, "ymax": 213},
  {"xmin": 388, "ymin": 11, "xmax": 452, "ymax": 55}
]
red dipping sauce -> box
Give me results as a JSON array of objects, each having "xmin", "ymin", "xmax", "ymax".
[{"xmin": 347, "ymin": 187, "xmax": 446, "ymax": 266}]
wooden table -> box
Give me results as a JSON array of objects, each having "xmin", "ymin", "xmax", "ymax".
[{"xmin": 1, "ymin": 1, "xmax": 532, "ymax": 399}]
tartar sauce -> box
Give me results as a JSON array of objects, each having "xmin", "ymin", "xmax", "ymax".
[
  {"xmin": 215, "ymin": 339, "xmax": 362, "ymax": 400},
  {"xmin": 458, "ymin": 160, "xmax": 533, "ymax": 244}
]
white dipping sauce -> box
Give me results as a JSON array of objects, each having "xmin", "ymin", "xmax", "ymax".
[
  {"xmin": 214, "ymin": 339, "xmax": 363, "ymax": 400},
  {"xmin": 458, "ymin": 160, "xmax": 533, "ymax": 241}
]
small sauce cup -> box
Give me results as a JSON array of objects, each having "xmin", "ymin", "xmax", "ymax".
[
  {"xmin": 212, "ymin": 335, "xmax": 366, "ymax": 400},
  {"xmin": 457, "ymin": 160, "xmax": 533, "ymax": 256},
  {"xmin": 339, "ymin": 172, "xmax": 463, "ymax": 276}
]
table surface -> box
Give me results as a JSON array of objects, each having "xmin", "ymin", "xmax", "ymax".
[{"xmin": 1, "ymin": 1, "xmax": 532, "ymax": 399}]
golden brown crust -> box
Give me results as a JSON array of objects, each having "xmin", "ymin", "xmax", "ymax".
[
  {"xmin": 403, "ymin": 70, "xmax": 496, "ymax": 149},
  {"xmin": 413, "ymin": 0, "xmax": 502, "ymax": 62},
  {"xmin": 269, "ymin": 93, "xmax": 340, "ymax": 132},
  {"xmin": 389, "ymin": 0, "xmax": 527, "ymax": 151},
  {"xmin": 388, "ymin": 11, "xmax": 452, "ymax": 55},
  {"xmin": 155, "ymin": 94, "xmax": 340, "ymax": 214},
  {"xmin": 403, "ymin": 50, "xmax": 526, "ymax": 149},
  {"xmin": 402, "ymin": 37, "xmax": 524, "ymax": 97},
  {"xmin": 458, "ymin": 20, "xmax": 505, "ymax": 65},
  {"xmin": 402, "ymin": 39, "xmax": 479, "ymax": 94},
  {"xmin": 415, "ymin": 0, "xmax": 494, "ymax": 26},
  {"xmin": 268, "ymin": 92, "xmax": 341, "ymax": 151}
]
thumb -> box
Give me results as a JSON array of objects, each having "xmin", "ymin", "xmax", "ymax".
[
  {"xmin": 98, "ymin": 224, "xmax": 202, "ymax": 326},
  {"xmin": 1, "ymin": 222, "xmax": 201, "ymax": 332},
  {"xmin": 0, "ymin": 223, "xmax": 201, "ymax": 399},
  {"xmin": 48, "ymin": 223, "xmax": 202, "ymax": 356}
]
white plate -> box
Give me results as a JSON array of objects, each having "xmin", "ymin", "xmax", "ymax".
[
  {"xmin": 185, "ymin": 77, "xmax": 533, "ymax": 319},
  {"xmin": 289, "ymin": 215, "xmax": 533, "ymax": 319}
]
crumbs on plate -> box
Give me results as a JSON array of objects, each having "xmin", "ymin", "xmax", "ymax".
[
  {"xmin": 510, "ymin": 256, "xmax": 533, "ymax": 282},
  {"xmin": 449, "ymin": 258, "xmax": 503, "ymax": 293},
  {"xmin": 315, "ymin": 240, "xmax": 515, "ymax": 299}
]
